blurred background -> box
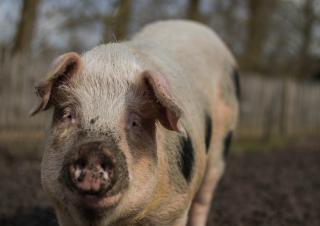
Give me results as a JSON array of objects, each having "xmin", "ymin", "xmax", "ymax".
[{"xmin": 0, "ymin": 0, "xmax": 319, "ymax": 226}]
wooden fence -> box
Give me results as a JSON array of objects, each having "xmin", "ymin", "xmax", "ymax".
[
  {"xmin": 1, "ymin": 57, "xmax": 320, "ymax": 139},
  {"xmin": 239, "ymin": 75, "xmax": 320, "ymax": 139}
]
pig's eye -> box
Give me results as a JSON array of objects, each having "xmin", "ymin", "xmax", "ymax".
[
  {"xmin": 62, "ymin": 107, "xmax": 77, "ymax": 123},
  {"xmin": 127, "ymin": 112, "xmax": 142, "ymax": 130}
]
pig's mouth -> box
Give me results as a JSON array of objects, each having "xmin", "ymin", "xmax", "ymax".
[
  {"xmin": 78, "ymin": 191, "xmax": 123, "ymax": 209},
  {"xmin": 73, "ymin": 173, "xmax": 126, "ymax": 210}
]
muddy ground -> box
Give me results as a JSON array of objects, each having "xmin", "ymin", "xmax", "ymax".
[{"xmin": 0, "ymin": 143, "xmax": 319, "ymax": 226}]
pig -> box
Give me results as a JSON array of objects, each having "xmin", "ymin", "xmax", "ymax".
[{"xmin": 31, "ymin": 20, "xmax": 239, "ymax": 226}]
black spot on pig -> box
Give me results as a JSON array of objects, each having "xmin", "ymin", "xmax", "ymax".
[
  {"xmin": 223, "ymin": 131, "xmax": 233, "ymax": 159},
  {"xmin": 205, "ymin": 114, "xmax": 212, "ymax": 153},
  {"xmin": 179, "ymin": 134, "xmax": 194, "ymax": 183},
  {"xmin": 90, "ymin": 116, "xmax": 99, "ymax": 124}
]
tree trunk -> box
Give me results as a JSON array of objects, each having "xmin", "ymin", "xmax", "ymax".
[
  {"xmin": 114, "ymin": 0, "xmax": 132, "ymax": 40},
  {"xmin": 103, "ymin": 0, "xmax": 132, "ymax": 42},
  {"xmin": 12, "ymin": 0, "xmax": 40, "ymax": 55},
  {"xmin": 186, "ymin": 0, "xmax": 201, "ymax": 21},
  {"xmin": 297, "ymin": 0, "xmax": 315, "ymax": 78},
  {"xmin": 244, "ymin": 0, "xmax": 276, "ymax": 71}
]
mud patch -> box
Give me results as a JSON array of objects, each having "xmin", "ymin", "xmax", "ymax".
[{"xmin": 0, "ymin": 144, "xmax": 319, "ymax": 226}]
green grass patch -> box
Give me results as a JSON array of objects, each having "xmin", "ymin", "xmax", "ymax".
[{"xmin": 231, "ymin": 137, "xmax": 289, "ymax": 154}]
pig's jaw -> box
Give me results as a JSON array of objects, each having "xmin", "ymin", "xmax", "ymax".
[
  {"xmin": 62, "ymin": 183, "xmax": 125, "ymax": 212},
  {"xmin": 55, "ymin": 185, "xmax": 128, "ymax": 226},
  {"xmin": 80, "ymin": 191, "xmax": 122, "ymax": 209},
  {"xmin": 59, "ymin": 178, "xmax": 126, "ymax": 217}
]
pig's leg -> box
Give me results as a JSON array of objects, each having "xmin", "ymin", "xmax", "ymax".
[
  {"xmin": 187, "ymin": 145, "xmax": 225, "ymax": 226},
  {"xmin": 188, "ymin": 94, "xmax": 236, "ymax": 226}
]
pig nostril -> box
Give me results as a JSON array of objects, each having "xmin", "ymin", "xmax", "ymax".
[
  {"xmin": 101, "ymin": 159, "xmax": 113, "ymax": 172},
  {"xmin": 101, "ymin": 162, "xmax": 107, "ymax": 171},
  {"xmin": 77, "ymin": 172, "xmax": 85, "ymax": 182},
  {"xmin": 76, "ymin": 159, "xmax": 86, "ymax": 169}
]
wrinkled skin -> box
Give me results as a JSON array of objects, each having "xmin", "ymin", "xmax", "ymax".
[{"xmin": 32, "ymin": 20, "xmax": 239, "ymax": 226}]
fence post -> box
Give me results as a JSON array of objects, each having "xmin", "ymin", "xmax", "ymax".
[{"xmin": 279, "ymin": 79, "xmax": 288, "ymax": 136}]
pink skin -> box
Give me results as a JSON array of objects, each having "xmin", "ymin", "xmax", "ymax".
[
  {"xmin": 81, "ymin": 192, "xmax": 123, "ymax": 209},
  {"xmin": 67, "ymin": 150, "xmax": 121, "ymax": 210},
  {"xmin": 188, "ymin": 84, "xmax": 236, "ymax": 226},
  {"xmin": 62, "ymin": 183, "xmax": 123, "ymax": 210},
  {"xmin": 142, "ymin": 71, "xmax": 181, "ymax": 132},
  {"xmin": 188, "ymin": 165, "xmax": 224, "ymax": 226},
  {"xmin": 73, "ymin": 167, "xmax": 110, "ymax": 192}
]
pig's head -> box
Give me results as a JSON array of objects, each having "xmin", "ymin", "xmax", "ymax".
[{"xmin": 31, "ymin": 45, "xmax": 182, "ymax": 224}]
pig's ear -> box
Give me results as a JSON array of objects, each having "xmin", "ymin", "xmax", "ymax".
[
  {"xmin": 141, "ymin": 70, "xmax": 182, "ymax": 132},
  {"xmin": 30, "ymin": 52, "xmax": 82, "ymax": 116}
]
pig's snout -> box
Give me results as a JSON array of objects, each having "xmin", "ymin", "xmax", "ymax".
[{"xmin": 67, "ymin": 142, "xmax": 116, "ymax": 197}]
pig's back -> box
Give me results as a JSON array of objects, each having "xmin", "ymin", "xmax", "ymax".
[{"xmin": 131, "ymin": 20, "xmax": 236, "ymax": 123}]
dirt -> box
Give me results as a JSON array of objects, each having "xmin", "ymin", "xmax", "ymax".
[{"xmin": 0, "ymin": 144, "xmax": 319, "ymax": 226}]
